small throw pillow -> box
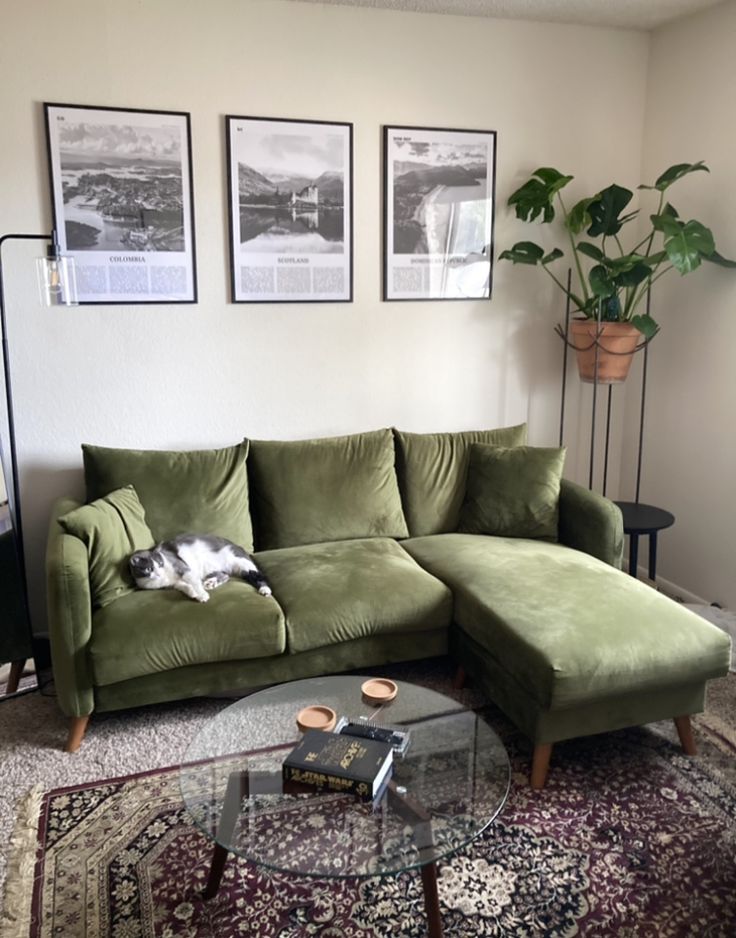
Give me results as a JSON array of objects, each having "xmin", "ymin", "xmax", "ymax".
[
  {"xmin": 58, "ymin": 485, "xmax": 155, "ymax": 608},
  {"xmin": 458, "ymin": 444, "xmax": 566, "ymax": 540},
  {"xmin": 393, "ymin": 424, "xmax": 528, "ymax": 536}
]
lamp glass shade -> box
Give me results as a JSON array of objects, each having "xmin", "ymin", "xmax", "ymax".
[{"xmin": 36, "ymin": 253, "xmax": 78, "ymax": 307}]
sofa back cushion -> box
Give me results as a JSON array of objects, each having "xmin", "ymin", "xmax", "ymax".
[
  {"xmin": 248, "ymin": 429, "xmax": 409, "ymax": 550},
  {"xmin": 58, "ymin": 484, "xmax": 155, "ymax": 608},
  {"xmin": 394, "ymin": 423, "xmax": 528, "ymax": 536},
  {"xmin": 83, "ymin": 442, "xmax": 253, "ymax": 550}
]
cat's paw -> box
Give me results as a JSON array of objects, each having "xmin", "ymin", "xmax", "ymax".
[
  {"xmin": 196, "ymin": 592, "xmax": 210, "ymax": 603},
  {"xmin": 258, "ymin": 585, "xmax": 272, "ymax": 597},
  {"xmin": 203, "ymin": 577, "xmax": 218, "ymax": 590}
]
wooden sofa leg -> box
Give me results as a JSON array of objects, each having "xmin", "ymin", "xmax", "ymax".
[
  {"xmin": 65, "ymin": 716, "xmax": 90, "ymax": 753},
  {"xmin": 531, "ymin": 743, "xmax": 553, "ymax": 790},
  {"xmin": 452, "ymin": 666, "xmax": 466, "ymax": 690},
  {"xmin": 674, "ymin": 715, "xmax": 697, "ymax": 755}
]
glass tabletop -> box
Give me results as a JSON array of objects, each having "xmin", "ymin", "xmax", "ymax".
[{"xmin": 180, "ymin": 675, "xmax": 510, "ymax": 879}]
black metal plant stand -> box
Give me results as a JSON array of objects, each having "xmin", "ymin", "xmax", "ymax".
[
  {"xmin": 556, "ymin": 283, "xmax": 676, "ymax": 580},
  {"xmin": 556, "ymin": 279, "xmax": 657, "ymax": 499}
]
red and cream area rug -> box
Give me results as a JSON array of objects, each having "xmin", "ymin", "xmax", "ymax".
[{"xmin": 4, "ymin": 676, "xmax": 736, "ymax": 937}]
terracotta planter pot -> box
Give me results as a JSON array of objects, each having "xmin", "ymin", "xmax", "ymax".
[{"xmin": 569, "ymin": 320, "xmax": 642, "ymax": 384}]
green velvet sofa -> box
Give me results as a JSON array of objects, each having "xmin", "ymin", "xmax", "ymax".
[{"xmin": 46, "ymin": 425, "xmax": 731, "ymax": 786}]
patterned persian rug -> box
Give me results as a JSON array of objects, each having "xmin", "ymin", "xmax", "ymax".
[{"xmin": 4, "ymin": 678, "xmax": 736, "ymax": 937}]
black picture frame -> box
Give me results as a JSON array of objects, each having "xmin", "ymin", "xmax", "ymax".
[
  {"xmin": 383, "ymin": 124, "xmax": 497, "ymax": 301},
  {"xmin": 226, "ymin": 115, "xmax": 353, "ymax": 303},
  {"xmin": 44, "ymin": 102, "xmax": 197, "ymax": 304}
]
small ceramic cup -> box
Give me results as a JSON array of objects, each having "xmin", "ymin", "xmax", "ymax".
[
  {"xmin": 296, "ymin": 705, "xmax": 337, "ymax": 733},
  {"xmin": 361, "ymin": 678, "xmax": 398, "ymax": 705}
]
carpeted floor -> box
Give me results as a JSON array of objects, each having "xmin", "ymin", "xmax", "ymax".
[{"xmin": 2, "ymin": 660, "xmax": 735, "ymax": 936}]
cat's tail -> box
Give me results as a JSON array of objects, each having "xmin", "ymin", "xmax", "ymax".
[{"xmin": 244, "ymin": 570, "xmax": 272, "ymax": 597}]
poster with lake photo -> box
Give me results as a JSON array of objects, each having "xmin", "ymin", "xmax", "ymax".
[
  {"xmin": 383, "ymin": 125, "xmax": 496, "ymax": 301},
  {"xmin": 227, "ymin": 116, "xmax": 353, "ymax": 303},
  {"xmin": 44, "ymin": 103, "xmax": 197, "ymax": 304}
]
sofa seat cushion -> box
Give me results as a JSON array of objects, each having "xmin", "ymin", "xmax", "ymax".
[
  {"xmin": 90, "ymin": 583, "xmax": 286, "ymax": 686},
  {"xmin": 402, "ymin": 534, "xmax": 731, "ymax": 710},
  {"xmin": 256, "ymin": 538, "xmax": 453, "ymax": 654}
]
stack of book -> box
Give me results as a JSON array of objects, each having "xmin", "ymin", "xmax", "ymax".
[{"xmin": 283, "ymin": 729, "xmax": 393, "ymax": 801}]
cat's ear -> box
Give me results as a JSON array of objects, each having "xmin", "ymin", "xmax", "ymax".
[{"xmin": 152, "ymin": 549, "xmax": 164, "ymax": 567}]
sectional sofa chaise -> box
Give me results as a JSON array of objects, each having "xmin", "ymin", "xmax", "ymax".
[{"xmin": 46, "ymin": 425, "xmax": 731, "ymax": 787}]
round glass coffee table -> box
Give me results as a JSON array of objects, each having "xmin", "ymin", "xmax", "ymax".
[{"xmin": 180, "ymin": 675, "xmax": 510, "ymax": 937}]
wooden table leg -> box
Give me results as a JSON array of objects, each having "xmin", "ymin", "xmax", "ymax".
[
  {"xmin": 421, "ymin": 861, "xmax": 443, "ymax": 937},
  {"xmin": 6, "ymin": 659, "xmax": 26, "ymax": 694}
]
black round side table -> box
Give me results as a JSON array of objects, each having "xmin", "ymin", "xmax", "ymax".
[{"xmin": 614, "ymin": 501, "xmax": 675, "ymax": 581}]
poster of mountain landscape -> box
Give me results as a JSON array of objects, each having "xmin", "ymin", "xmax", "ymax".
[
  {"xmin": 383, "ymin": 125, "xmax": 496, "ymax": 301},
  {"xmin": 227, "ymin": 116, "xmax": 352, "ymax": 303},
  {"xmin": 44, "ymin": 103, "xmax": 197, "ymax": 303}
]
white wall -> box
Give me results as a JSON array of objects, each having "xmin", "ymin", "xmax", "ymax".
[
  {"xmin": 0, "ymin": 0, "xmax": 648, "ymax": 628},
  {"xmin": 619, "ymin": 0, "xmax": 736, "ymax": 606}
]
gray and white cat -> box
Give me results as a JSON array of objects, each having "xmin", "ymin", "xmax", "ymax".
[{"xmin": 129, "ymin": 534, "xmax": 272, "ymax": 603}]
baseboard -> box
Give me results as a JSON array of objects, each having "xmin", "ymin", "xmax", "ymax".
[{"xmin": 635, "ymin": 567, "xmax": 709, "ymax": 605}]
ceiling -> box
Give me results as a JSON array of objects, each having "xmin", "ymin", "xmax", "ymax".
[{"xmin": 288, "ymin": 0, "xmax": 724, "ymax": 30}]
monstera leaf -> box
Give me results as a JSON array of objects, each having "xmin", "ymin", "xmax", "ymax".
[
  {"xmin": 586, "ymin": 185, "xmax": 637, "ymax": 237},
  {"xmin": 631, "ymin": 313, "xmax": 659, "ymax": 339},
  {"xmin": 650, "ymin": 216, "xmax": 715, "ymax": 273},
  {"xmin": 575, "ymin": 241, "xmax": 604, "ymax": 262},
  {"xmin": 640, "ymin": 162, "xmax": 709, "ymax": 192},
  {"xmin": 507, "ymin": 168, "xmax": 573, "ymax": 223},
  {"xmin": 705, "ymin": 250, "xmax": 736, "ymax": 268},
  {"xmin": 498, "ymin": 242, "xmax": 564, "ymax": 266},
  {"xmin": 588, "ymin": 264, "xmax": 616, "ymax": 298},
  {"xmin": 566, "ymin": 197, "xmax": 595, "ymax": 235},
  {"xmin": 606, "ymin": 254, "xmax": 653, "ymax": 287}
]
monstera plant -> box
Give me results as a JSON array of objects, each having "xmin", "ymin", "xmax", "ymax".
[{"xmin": 499, "ymin": 162, "xmax": 735, "ymax": 381}]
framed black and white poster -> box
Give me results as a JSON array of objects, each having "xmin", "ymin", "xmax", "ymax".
[
  {"xmin": 44, "ymin": 103, "xmax": 197, "ymax": 304},
  {"xmin": 383, "ymin": 125, "xmax": 497, "ymax": 301},
  {"xmin": 226, "ymin": 115, "xmax": 353, "ymax": 303}
]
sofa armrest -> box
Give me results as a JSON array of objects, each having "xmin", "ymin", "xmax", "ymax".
[
  {"xmin": 46, "ymin": 497, "xmax": 95, "ymax": 718},
  {"xmin": 558, "ymin": 479, "xmax": 624, "ymax": 568}
]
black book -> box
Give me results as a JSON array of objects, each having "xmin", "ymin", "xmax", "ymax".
[{"xmin": 283, "ymin": 729, "xmax": 393, "ymax": 801}]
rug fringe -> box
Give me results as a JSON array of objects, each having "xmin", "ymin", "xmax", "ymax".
[{"xmin": 1, "ymin": 784, "xmax": 44, "ymax": 938}]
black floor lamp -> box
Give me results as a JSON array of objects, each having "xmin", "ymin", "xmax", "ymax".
[{"xmin": 0, "ymin": 231, "xmax": 77, "ymax": 693}]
